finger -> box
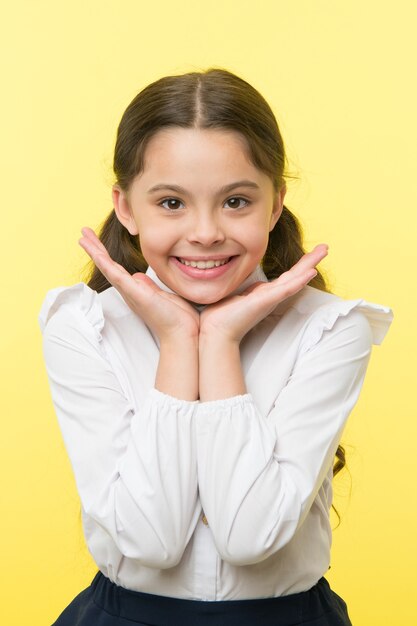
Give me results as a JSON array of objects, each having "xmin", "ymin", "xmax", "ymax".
[
  {"xmin": 80, "ymin": 227, "xmax": 110, "ymax": 256},
  {"xmin": 239, "ymin": 269, "xmax": 317, "ymax": 316},
  {"xmin": 276, "ymin": 244, "xmax": 328, "ymax": 284},
  {"xmin": 238, "ymin": 281, "xmax": 265, "ymax": 297},
  {"xmin": 131, "ymin": 272, "xmax": 162, "ymax": 292},
  {"xmin": 78, "ymin": 234, "xmax": 114, "ymax": 267},
  {"xmin": 292, "ymin": 244, "xmax": 328, "ymax": 274},
  {"xmin": 78, "ymin": 231, "xmax": 163, "ymax": 318},
  {"xmin": 267, "ymin": 269, "xmax": 317, "ymax": 304},
  {"xmin": 79, "ymin": 228, "xmax": 123, "ymax": 270},
  {"xmin": 79, "ymin": 234, "xmax": 132, "ymax": 289},
  {"xmin": 132, "ymin": 273, "xmax": 198, "ymax": 319},
  {"xmin": 78, "ymin": 230, "xmax": 159, "ymax": 310}
]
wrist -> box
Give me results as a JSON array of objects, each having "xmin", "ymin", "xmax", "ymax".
[
  {"xmin": 156, "ymin": 336, "xmax": 199, "ymax": 401},
  {"xmin": 198, "ymin": 336, "xmax": 246, "ymax": 401},
  {"xmin": 160, "ymin": 333, "xmax": 199, "ymax": 350},
  {"xmin": 199, "ymin": 328, "xmax": 240, "ymax": 349}
]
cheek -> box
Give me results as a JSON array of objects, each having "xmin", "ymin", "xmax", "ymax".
[
  {"xmin": 138, "ymin": 224, "xmax": 174, "ymax": 256},
  {"xmin": 242, "ymin": 222, "xmax": 271, "ymax": 255}
]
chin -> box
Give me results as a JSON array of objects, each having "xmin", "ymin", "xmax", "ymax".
[
  {"xmin": 186, "ymin": 296, "xmax": 219, "ymax": 306},
  {"xmin": 182, "ymin": 290, "xmax": 229, "ymax": 306}
]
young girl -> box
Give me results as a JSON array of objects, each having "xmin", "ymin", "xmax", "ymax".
[{"xmin": 39, "ymin": 68, "xmax": 393, "ymax": 626}]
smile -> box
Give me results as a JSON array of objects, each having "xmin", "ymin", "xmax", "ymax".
[{"xmin": 177, "ymin": 257, "xmax": 230, "ymax": 269}]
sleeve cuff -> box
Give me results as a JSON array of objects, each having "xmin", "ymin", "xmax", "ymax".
[
  {"xmin": 149, "ymin": 387, "xmax": 200, "ymax": 407},
  {"xmin": 150, "ymin": 388, "xmax": 254, "ymax": 411},
  {"xmin": 197, "ymin": 393, "xmax": 254, "ymax": 412}
]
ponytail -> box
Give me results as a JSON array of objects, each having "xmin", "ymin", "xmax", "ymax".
[{"xmin": 262, "ymin": 205, "xmax": 328, "ymax": 292}]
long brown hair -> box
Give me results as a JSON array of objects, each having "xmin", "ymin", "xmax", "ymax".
[{"xmin": 83, "ymin": 67, "xmax": 346, "ymax": 518}]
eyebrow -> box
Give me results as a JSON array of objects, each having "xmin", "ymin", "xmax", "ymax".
[{"xmin": 146, "ymin": 180, "xmax": 260, "ymax": 195}]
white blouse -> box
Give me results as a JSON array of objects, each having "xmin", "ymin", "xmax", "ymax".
[{"xmin": 38, "ymin": 265, "xmax": 393, "ymax": 600}]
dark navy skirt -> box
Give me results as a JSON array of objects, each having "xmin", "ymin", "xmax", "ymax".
[{"xmin": 52, "ymin": 571, "xmax": 352, "ymax": 625}]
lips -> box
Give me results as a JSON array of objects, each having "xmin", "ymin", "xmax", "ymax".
[
  {"xmin": 171, "ymin": 255, "xmax": 238, "ymax": 279},
  {"xmin": 177, "ymin": 257, "xmax": 230, "ymax": 269}
]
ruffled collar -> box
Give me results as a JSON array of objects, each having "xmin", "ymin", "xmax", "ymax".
[{"xmin": 145, "ymin": 264, "xmax": 268, "ymax": 311}]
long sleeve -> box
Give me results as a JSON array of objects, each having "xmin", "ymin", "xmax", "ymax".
[
  {"xmin": 195, "ymin": 308, "xmax": 381, "ymax": 566},
  {"xmin": 39, "ymin": 284, "xmax": 201, "ymax": 569}
]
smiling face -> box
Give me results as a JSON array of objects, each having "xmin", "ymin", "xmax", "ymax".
[{"xmin": 112, "ymin": 127, "xmax": 286, "ymax": 305}]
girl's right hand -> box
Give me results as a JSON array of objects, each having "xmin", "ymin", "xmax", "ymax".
[{"xmin": 78, "ymin": 227, "xmax": 200, "ymax": 343}]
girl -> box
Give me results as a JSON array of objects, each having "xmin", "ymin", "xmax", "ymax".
[{"xmin": 39, "ymin": 68, "xmax": 393, "ymax": 625}]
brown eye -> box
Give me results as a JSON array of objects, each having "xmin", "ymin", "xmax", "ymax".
[
  {"xmin": 160, "ymin": 198, "xmax": 184, "ymax": 211},
  {"xmin": 225, "ymin": 196, "xmax": 250, "ymax": 210}
]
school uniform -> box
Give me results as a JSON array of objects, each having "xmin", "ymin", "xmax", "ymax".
[{"xmin": 38, "ymin": 264, "xmax": 393, "ymax": 625}]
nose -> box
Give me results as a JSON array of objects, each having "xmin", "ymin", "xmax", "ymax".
[{"xmin": 186, "ymin": 210, "xmax": 226, "ymax": 246}]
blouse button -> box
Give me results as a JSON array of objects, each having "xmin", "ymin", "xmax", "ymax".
[{"xmin": 202, "ymin": 513, "xmax": 209, "ymax": 526}]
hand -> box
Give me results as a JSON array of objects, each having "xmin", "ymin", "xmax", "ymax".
[
  {"xmin": 199, "ymin": 244, "xmax": 329, "ymax": 344},
  {"xmin": 78, "ymin": 227, "xmax": 200, "ymax": 343}
]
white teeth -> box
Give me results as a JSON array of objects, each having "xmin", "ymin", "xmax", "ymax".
[{"xmin": 178, "ymin": 258, "xmax": 230, "ymax": 269}]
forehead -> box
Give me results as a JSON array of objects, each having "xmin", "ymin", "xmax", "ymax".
[
  {"xmin": 132, "ymin": 127, "xmax": 275, "ymax": 199},
  {"xmin": 141, "ymin": 127, "xmax": 258, "ymax": 177}
]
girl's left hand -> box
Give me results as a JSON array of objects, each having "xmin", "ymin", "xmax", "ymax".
[{"xmin": 199, "ymin": 244, "xmax": 328, "ymax": 344}]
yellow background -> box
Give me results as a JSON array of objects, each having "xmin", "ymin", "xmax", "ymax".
[{"xmin": 1, "ymin": 1, "xmax": 415, "ymax": 624}]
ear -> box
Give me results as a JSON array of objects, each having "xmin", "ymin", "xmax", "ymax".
[
  {"xmin": 112, "ymin": 185, "xmax": 139, "ymax": 236},
  {"xmin": 269, "ymin": 183, "xmax": 286, "ymax": 231}
]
